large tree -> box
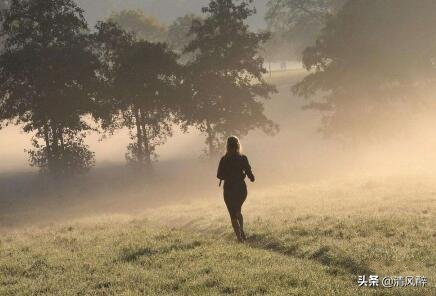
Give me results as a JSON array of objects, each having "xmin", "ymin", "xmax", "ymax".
[
  {"xmin": 95, "ymin": 22, "xmax": 181, "ymax": 171},
  {"xmin": 293, "ymin": 0, "xmax": 436, "ymax": 139},
  {"xmin": 108, "ymin": 10, "xmax": 167, "ymax": 43},
  {"xmin": 0, "ymin": 0, "xmax": 100, "ymax": 175},
  {"xmin": 184, "ymin": 0, "xmax": 278, "ymax": 156},
  {"xmin": 167, "ymin": 14, "xmax": 203, "ymax": 64},
  {"xmin": 265, "ymin": 0, "xmax": 346, "ymax": 59}
]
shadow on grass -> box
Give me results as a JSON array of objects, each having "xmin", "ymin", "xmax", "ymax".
[
  {"xmin": 119, "ymin": 240, "xmax": 202, "ymax": 262},
  {"xmin": 245, "ymin": 233, "xmax": 373, "ymax": 276},
  {"xmin": 119, "ymin": 247, "xmax": 155, "ymax": 262}
]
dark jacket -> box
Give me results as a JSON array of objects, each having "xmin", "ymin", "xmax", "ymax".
[{"xmin": 217, "ymin": 154, "xmax": 255, "ymax": 183}]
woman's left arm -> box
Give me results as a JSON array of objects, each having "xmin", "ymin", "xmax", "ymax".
[
  {"xmin": 243, "ymin": 156, "xmax": 255, "ymax": 182},
  {"xmin": 217, "ymin": 157, "xmax": 225, "ymax": 180}
]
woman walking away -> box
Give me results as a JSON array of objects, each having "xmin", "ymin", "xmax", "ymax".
[{"xmin": 217, "ymin": 136, "xmax": 255, "ymax": 242}]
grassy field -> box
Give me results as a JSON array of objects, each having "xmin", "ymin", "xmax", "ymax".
[
  {"xmin": 1, "ymin": 177, "xmax": 435, "ymax": 295},
  {"xmin": 0, "ymin": 69, "xmax": 435, "ymax": 295}
]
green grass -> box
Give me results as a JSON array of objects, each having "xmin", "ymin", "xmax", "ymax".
[{"xmin": 1, "ymin": 178, "xmax": 435, "ymax": 295}]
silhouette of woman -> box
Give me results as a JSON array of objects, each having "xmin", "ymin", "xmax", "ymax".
[{"xmin": 217, "ymin": 136, "xmax": 255, "ymax": 242}]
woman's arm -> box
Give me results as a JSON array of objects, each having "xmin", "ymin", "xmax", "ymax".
[
  {"xmin": 217, "ymin": 157, "xmax": 225, "ymax": 180},
  {"xmin": 243, "ymin": 156, "xmax": 255, "ymax": 182}
]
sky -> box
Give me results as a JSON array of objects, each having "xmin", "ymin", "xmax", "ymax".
[{"xmin": 76, "ymin": 0, "xmax": 268, "ymax": 29}]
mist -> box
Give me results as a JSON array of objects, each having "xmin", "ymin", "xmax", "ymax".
[
  {"xmin": 1, "ymin": 0, "xmax": 436, "ymax": 231},
  {"xmin": 1, "ymin": 2, "xmax": 435, "ymax": 294},
  {"xmin": 2, "ymin": 68, "xmax": 436, "ymax": 230},
  {"xmin": 76, "ymin": 0, "xmax": 267, "ymax": 29}
]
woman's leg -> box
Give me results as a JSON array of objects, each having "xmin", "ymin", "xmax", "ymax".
[
  {"xmin": 236, "ymin": 212, "xmax": 246, "ymax": 241},
  {"xmin": 230, "ymin": 215, "xmax": 243, "ymax": 242}
]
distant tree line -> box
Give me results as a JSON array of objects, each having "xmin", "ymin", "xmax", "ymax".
[
  {"xmin": 3, "ymin": 0, "xmax": 431, "ymax": 176},
  {"xmin": 266, "ymin": 0, "xmax": 436, "ymax": 140},
  {"xmin": 293, "ymin": 0, "xmax": 436, "ymax": 139},
  {"xmin": 265, "ymin": 0, "xmax": 347, "ymax": 62},
  {"xmin": 106, "ymin": 10, "xmax": 201, "ymax": 65},
  {"xmin": 0, "ymin": 0, "xmax": 277, "ymax": 176}
]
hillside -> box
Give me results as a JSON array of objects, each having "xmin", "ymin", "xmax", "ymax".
[
  {"xmin": 1, "ymin": 178, "xmax": 434, "ymax": 295},
  {"xmin": 0, "ymin": 69, "xmax": 435, "ymax": 295}
]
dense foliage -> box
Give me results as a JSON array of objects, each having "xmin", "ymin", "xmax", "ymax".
[
  {"xmin": 0, "ymin": 0, "xmax": 276, "ymax": 173},
  {"xmin": 0, "ymin": 0, "xmax": 100, "ymax": 175},
  {"xmin": 184, "ymin": 0, "xmax": 278, "ymax": 155},
  {"xmin": 293, "ymin": 0, "xmax": 436, "ymax": 139},
  {"xmin": 265, "ymin": 0, "xmax": 346, "ymax": 59}
]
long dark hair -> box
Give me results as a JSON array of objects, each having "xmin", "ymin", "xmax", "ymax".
[{"xmin": 226, "ymin": 136, "xmax": 241, "ymax": 155}]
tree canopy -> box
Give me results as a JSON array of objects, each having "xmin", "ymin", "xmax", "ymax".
[
  {"xmin": 184, "ymin": 0, "xmax": 278, "ymax": 156},
  {"xmin": 293, "ymin": 0, "xmax": 436, "ymax": 139},
  {"xmin": 265, "ymin": 0, "xmax": 346, "ymax": 59},
  {"xmin": 0, "ymin": 0, "xmax": 100, "ymax": 175},
  {"xmin": 95, "ymin": 22, "xmax": 181, "ymax": 170},
  {"xmin": 108, "ymin": 10, "xmax": 167, "ymax": 43},
  {"xmin": 0, "ymin": 0, "xmax": 281, "ymax": 175},
  {"xmin": 167, "ymin": 14, "xmax": 202, "ymax": 63}
]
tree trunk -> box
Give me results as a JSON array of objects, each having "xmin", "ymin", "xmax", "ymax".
[
  {"xmin": 51, "ymin": 122, "xmax": 60, "ymax": 174},
  {"xmin": 59, "ymin": 128, "xmax": 65, "ymax": 173},
  {"xmin": 205, "ymin": 121, "xmax": 216, "ymax": 156},
  {"xmin": 142, "ymin": 126, "xmax": 152, "ymax": 170},
  {"xmin": 60, "ymin": 132, "xmax": 65, "ymax": 152},
  {"xmin": 43, "ymin": 124, "xmax": 52, "ymax": 172},
  {"xmin": 139, "ymin": 108, "xmax": 152, "ymax": 171},
  {"xmin": 134, "ymin": 108, "xmax": 144, "ymax": 164}
]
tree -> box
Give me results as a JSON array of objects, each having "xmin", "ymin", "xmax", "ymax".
[
  {"xmin": 265, "ymin": 0, "xmax": 346, "ymax": 59},
  {"xmin": 293, "ymin": 0, "xmax": 436, "ymax": 139},
  {"xmin": 0, "ymin": 0, "xmax": 9, "ymax": 49},
  {"xmin": 183, "ymin": 0, "xmax": 278, "ymax": 156},
  {"xmin": 167, "ymin": 14, "xmax": 202, "ymax": 63},
  {"xmin": 261, "ymin": 31, "xmax": 293, "ymax": 70},
  {"xmin": 95, "ymin": 22, "xmax": 181, "ymax": 171},
  {"xmin": 108, "ymin": 10, "xmax": 167, "ymax": 43},
  {"xmin": 0, "ymin": 0, "xmax": 100, "ymax": 175},
  {"xmin": 0, "ymin": 0, "xmax": 8, "ymax": 9}
]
